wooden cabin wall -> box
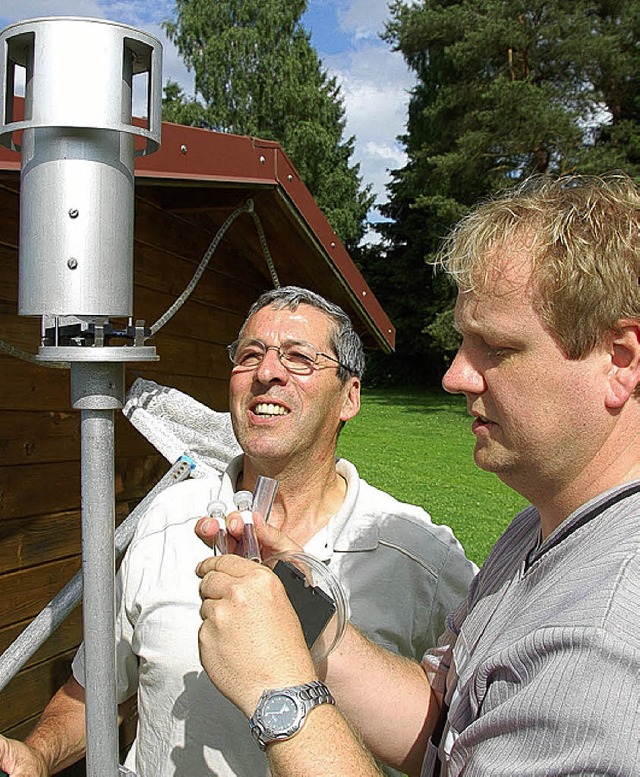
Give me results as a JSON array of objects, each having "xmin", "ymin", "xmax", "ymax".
[{"xmin": 0, "ymin": 178, "xmax": 269, "ymax": 772}]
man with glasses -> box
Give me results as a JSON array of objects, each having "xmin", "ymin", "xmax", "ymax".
[{"xmin": 0, "ymin": 286, "xmax": 475, "ymax": 777}]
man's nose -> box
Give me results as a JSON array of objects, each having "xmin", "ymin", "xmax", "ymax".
[
  {"xmin": 442, "ymin": 348, "xmax": 485, "ymax": 395},
  {"xmin": 254, "ymin": 346, "xmax": 288, "ymax": 383}
]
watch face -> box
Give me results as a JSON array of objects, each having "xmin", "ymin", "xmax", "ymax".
[{"xmin": 261, "ymin": 692, "xmax": 302, "ymax": 736}]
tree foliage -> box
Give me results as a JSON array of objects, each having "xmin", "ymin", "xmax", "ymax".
[
  {"xmin": 162, "ymin": 0, "xmax": 373, "ymax": 246},
  {"xmin": 360, "ymin": 0, "xmax": 640, "ymax": 384}
]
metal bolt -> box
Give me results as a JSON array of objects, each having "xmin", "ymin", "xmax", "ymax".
[
  {"xmin": 330, "ymin": 242, "xmax": 336, "ymax": 249},
  {"xmin": 287, "ymin": 174, "xmax": 293, "ymax": 182},
  {"xmin": 67, "ymin": 258, "xmax": 78, "ymax": 270},
  {"xmin": 180, "ymin": 144, "xmax": 188, "ymax": 154},
  {"xmin": 259, "ymin": 155, "xmax": 266, "ymax": 164},
  {"xmin": 68, "ymin": 208, "xmax": 79, "ymax": 218}
]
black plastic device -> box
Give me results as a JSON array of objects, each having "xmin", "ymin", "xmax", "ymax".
[{"xmin": 273, "ymin": 560, "xmax": 336, "ymax": 649}]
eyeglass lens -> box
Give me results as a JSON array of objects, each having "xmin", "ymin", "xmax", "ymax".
[{"xmin": 231, "ymin": 340, "xmax": 322, "ymax": 372}]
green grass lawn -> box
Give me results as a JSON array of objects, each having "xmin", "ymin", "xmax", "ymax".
[{"xmin": 337, "ymin": 386, "xmax": 529, "ymax": 566}]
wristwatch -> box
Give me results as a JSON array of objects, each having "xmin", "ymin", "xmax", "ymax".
[{"xmin": 249, "ymin": 680, "xmax": 335, "ymax": 751}]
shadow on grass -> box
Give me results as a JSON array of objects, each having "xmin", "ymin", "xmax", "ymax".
[{"xmin": 363, "ymin": 387, "xmax": 469, "ymax": 418}]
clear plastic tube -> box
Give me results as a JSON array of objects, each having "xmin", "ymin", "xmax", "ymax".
[
  {"xmin": 233, "ymin": 490, "xmax": 262, "ymax": 563},
  {"xmin": 252, "ymin": 475, "xmax": 278, "ymax": 522},
  {"xmin": 206, "ymin": 499, "xmax": 228, "ymax": 555}
]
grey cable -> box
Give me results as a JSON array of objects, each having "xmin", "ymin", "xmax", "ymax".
[
  {"xmin": 149, "ymin": 199, "xmax": 280, "ymax": 335},
  {"xmin": 249, "ymin": 206, "xmax": 281, "ymax": 289},
  {"xmin": 149, "ymin": 200, "xmax": 252, "ymax": 335},
  {"xmin": 0, "ymin": 338, "xmax": 70, "ymax": 369}
]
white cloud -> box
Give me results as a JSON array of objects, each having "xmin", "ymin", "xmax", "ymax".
[
  {"xmin": 336, "ymin": 0, "xmax": 395, "ymax": 41},
  {"xmin": 0, "ymin": 0, "xmax": 104, "ymax": 25},
  {"xmin": 324, "ymin": 38, "xmax": 413, "ymax": 212},
  {"xmin": 366, "ymin": 140, "xmax": 406, "ymax": 166},
  {"xmin": 307, "ymin": 1, "xmax": 414, "ymax": 223}
]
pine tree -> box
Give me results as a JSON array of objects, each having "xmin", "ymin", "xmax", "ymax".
[{"xmin": 362, "ymin": 0, "xmax": 640, "ymax": 383}]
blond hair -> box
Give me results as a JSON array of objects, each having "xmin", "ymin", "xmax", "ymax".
[{"xmin": 437, "ymin": 174, "xmax": 640, "ymax": 358}]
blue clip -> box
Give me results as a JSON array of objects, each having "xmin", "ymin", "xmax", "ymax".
[{"xmin": 179, "ymin": 453, "xmax": 197, "ymax": 471}]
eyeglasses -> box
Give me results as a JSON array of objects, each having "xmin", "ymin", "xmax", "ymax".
[{"xmin": 227, "ymin": 338, "xmax": 351, "ymax": 375}]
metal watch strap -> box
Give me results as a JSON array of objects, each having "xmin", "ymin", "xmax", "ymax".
[{"xmin": 249, "ymin": 680, "xmax": 335, "ymax": 751}]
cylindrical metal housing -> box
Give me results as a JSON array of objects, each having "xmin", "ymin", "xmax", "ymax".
[
  {"xmin": 0, "ymin": 17, "xmax": 162, "ymax": 317},
  {"xmin": 18, "ymin": 126, "xmax": 136, "ymax": 316}
]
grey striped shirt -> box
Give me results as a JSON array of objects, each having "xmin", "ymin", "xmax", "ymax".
[{"xmin": 422, "ymin": 482, "xmax": 640, "ymax": 776}]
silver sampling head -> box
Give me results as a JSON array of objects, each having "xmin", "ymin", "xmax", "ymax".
[{"xmin": 0, "ymin": 17, "xmax": 162, "ymax": 361}]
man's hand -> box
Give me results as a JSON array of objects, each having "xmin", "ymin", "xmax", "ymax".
[
  {"xmin": 195, "ymin": 509, "xmax": 302, "ymax": 559},
  {"xmin": 196, "ymin": 553, "xmax": 317, "ymax": 717},
  {"xmin": 0, "ymin": 735, "xmax": 48, "ymax": 777}
]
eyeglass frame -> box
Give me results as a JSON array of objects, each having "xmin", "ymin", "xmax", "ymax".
[{"xmin": 226, "ymin": 337, "xmax": 354, "ymax": 375}]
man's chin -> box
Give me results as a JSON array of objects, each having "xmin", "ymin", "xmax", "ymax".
[
  {"xmin": 237, "ymin": 424, "xmax": 281, "ymax": 450},
  {"xmin": 473, "ymin": 445, "xmax": 513, "ymax": 475},
  {"xmin": 243, "ymin": 439, "xmax": 291, "ymax": 462}
]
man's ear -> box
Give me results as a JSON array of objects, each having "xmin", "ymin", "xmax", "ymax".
[
  {"xmin": 340, "ymin": 377, "xmax": 361, "ymax": 422},
  {"xmin": 606, "ymin": 322, "xmax": 640, "ymax": 409}
]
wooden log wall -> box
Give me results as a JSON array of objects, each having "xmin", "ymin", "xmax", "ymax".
[{"xmin": 0, "ymin": 176, "xmax": 271, "ymax": 773}]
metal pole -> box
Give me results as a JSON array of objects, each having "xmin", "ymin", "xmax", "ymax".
[
  {"xmin": 81, "ymin": 407, "xmax": 119, "ymax": 775},
  {"xmin": 0, "ymin": 19, "xmax": 163, "ymax": 775},
  {"xmin": 72, "ymin": 361, "xmax": 123, "ymax": 776}
]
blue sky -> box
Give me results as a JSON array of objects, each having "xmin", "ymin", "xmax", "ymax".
[{"xmin": 0, "ymin": 0, "xmax": 415, "ymax": 230}]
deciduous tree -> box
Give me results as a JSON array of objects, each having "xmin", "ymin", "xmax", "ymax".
[{"xmin": 163, "ymin": 0, "xmax": 373, "ymax": 246}]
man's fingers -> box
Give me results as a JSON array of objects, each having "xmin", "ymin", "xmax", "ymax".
[
  {"xmin": 195, "ymin": 508, "xmax": 301, "ymax": 560},
  {"xmin": 194, "ymin": 516, "xmax": 218, "ymax": 547},
  {"xmin": 196, "ymin": 552, "xmax": 256, "ymax": 579}
]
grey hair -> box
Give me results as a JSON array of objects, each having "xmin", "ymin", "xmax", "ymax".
[{"xmin": 239, "ymin": 286, "xmax": 365, "ymax": 381}]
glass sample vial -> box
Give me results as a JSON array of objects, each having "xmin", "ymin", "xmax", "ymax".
[
  {"xmin": 206, "ymin": 499, "xmax": 228, "ymax": 555},
  {"xmin": 233, "ymin": 489, "xmax": 262, "ymax": 562}
]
